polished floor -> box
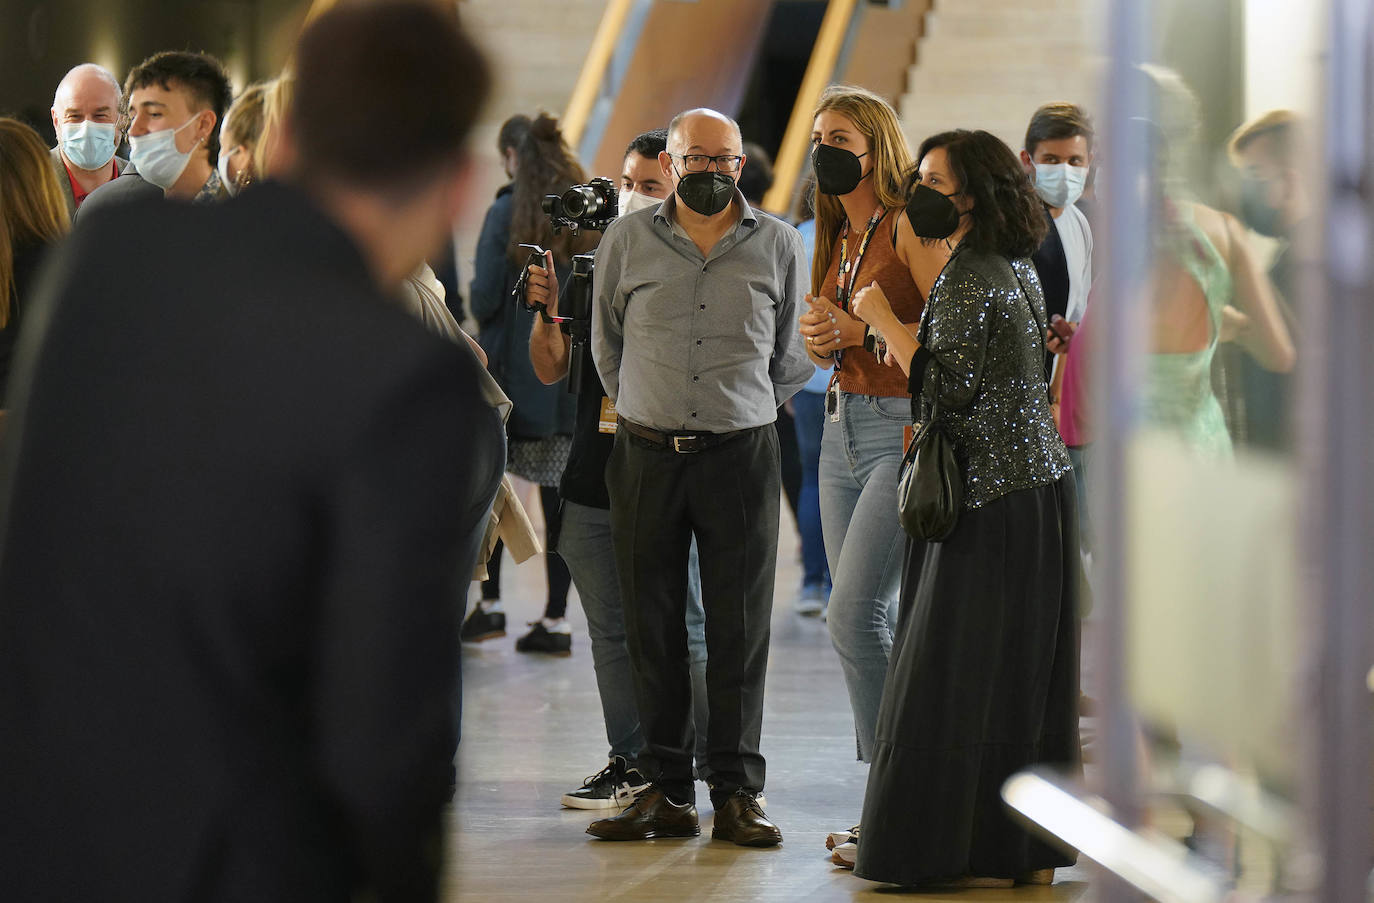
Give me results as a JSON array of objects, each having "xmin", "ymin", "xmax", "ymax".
[{"xmin": 445, "ymin": 504, "xmax": 1092, "ymax": 901}]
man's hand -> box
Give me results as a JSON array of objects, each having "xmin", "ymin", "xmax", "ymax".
[
  {"xmin": 526, "ymin": 250, "xmax": 559, "ymax": 317},
  {"xmin": 800, "ymin": 292, "xmax": 865, "ymax": 356},
  {"xmin": 1046, "ymin": 316, "xmax": 1078, "ymax": 355}
]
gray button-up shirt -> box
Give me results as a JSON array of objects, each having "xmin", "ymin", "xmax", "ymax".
[{"xmin": 592, "ymin": 189, "xmax": 813, "ymax": 434}]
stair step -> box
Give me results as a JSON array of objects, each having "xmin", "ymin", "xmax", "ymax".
[
  {"xmin": 906, "ymin": 63, "xmax": 1101, "ymax": 98},
  {"xmin": 937, "ymin": 0, "xmax": 1091, "ymax": 10},
  {"xmin": 925, "ymin": 6, "xmax": 1097, "ymax": 42},
  {"xmin": 916, "ymin": 34, "xmax": 1094, "ymax": 68}
]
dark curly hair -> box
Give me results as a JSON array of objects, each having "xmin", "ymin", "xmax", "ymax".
[
  {"xmin": 909, "ymin": 129, "xmax": 1048, "ymax": 259},
  {"xmin": 508, "ymin": 112, "xmax": 597, "ymax": 264}
]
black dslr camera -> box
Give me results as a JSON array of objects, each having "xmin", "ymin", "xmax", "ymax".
[
  {"xmin": 511, "ymin": 177, "xmax": 618, "ymax": 394},
  {"xmin": 541, "ymin": 177, "xmax": 618, "ymax": 234}
]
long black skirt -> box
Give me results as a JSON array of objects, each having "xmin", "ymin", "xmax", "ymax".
[{"xmin": 854, "ymin": 475, "xmax": 1081, "ymax": 885}]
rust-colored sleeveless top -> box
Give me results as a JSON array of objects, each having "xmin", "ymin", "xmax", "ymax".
[{"xmin": 822, "ymin": 210, "xmax": 925, "ymax": 397}]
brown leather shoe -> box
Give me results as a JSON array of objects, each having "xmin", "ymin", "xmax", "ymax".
[
  {"xmin": 586, "ymin": 788, "xmax": 699, "ymax": 840},
  {"xmin": 711, "ymin": 791, "xmax": 782, "ymax": 847}
]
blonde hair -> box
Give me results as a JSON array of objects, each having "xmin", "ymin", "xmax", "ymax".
[
  {"xmin": 0, "ymin": 118, "xmax": 69, "ymax": 327},
  {"xmin": 253, "ymin": 73, "xmax": 294, "ymax": 181},
  {"xmin": 222, "ymin": 82, "xmax": 271, "ymax": 183},
  {"xmin": 809, "ymin": 85, "xmax": 913, "ymax": 295}
]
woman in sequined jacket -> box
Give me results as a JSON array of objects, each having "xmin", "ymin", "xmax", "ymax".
[{"xmin": 846, "ymin": 129, "xmax": 1081, "ymax": 889}]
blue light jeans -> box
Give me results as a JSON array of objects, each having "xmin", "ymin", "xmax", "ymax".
[
  {"xmin": 819, "ymin": 391, "xmax": 910, "ymax": 761},
  {"xmin": 792, "ymin": 390, "xmax": 832, "ymax": 590},
  {"xmin": 557, "ymin": 501, "xmax": 709, "ymax": 773}
]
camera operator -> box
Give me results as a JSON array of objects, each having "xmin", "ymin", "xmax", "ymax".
[
  {"xmin": 587, "ymin": 108, "xmax": 812, "ymax": 847},
  {"xmin": 525, "ymin": 129, "xmax": 714, "ymax": 812}
]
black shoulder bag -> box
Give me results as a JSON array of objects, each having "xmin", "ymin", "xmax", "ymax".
[{"xmin": 896, "ymin": 332, "xmax": 963, "ymax": 541}]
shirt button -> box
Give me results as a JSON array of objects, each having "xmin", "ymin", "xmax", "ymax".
[
  {"xmin": 693, "ymin": 376, "xmax": 699, "ymax": 382},
  {"xmin": 699, "ymin": 304, "xmax": 705, "ymax": 310},
  {"xmin": 691, "ymin": 412, "xmax": 697, "ymax": 418},
  {"xmin": 696, "ymin": 339, "xmax": 702, "ymax": 345}
]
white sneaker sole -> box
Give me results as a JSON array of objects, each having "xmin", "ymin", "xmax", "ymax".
[
  {"xmin": 831, "ymin": 842, "xmax": 857, "ymax": 868},
  {"xmin": 560, "ymin": 786, "xmax": 649, "ymax": 810}
]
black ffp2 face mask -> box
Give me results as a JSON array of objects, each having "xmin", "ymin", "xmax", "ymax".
[
  {"xmin": 905, "ymin": 183, "xmax": 966, "ymax": 239},
  {"xmin": 812, "ymin": 143, "xmax": 870, "ymax": 196},
  {"xmin": 675, "ymin": 171, "xmax": 735, "ymax": 216}
]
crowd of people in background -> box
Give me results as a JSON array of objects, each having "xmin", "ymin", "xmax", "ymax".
[{"xmin": 0, "ymin": 0, "xmax": 1299, "ymax": 897}]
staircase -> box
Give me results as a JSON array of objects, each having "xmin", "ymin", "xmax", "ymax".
[{"xmin": 897, "ymin": 0, "xmax": 1103, "ymax": 156}]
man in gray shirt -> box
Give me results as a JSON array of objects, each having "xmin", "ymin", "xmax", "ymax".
[{"xmin": 588, "ymin": 108, "xmax": 812, "ymax": 848}]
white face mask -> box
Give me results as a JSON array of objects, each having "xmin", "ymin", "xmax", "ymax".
[
  {"xmin": 129, "ymin": 114, "xmax": 204, "ymax": 191},
  {"xmin": 618, "ymin": 188, "xmax": 662, "ymax": 216},
  {"xmin": 217, "ymin": 146, "xmax": 240, "ymax": 197},
  {"xmin": 1032, "ymin": 162, "xmax": 1088, "ymax": 209},
  {"xmin": 59, "ymin": 120, "xmax": 118, "ymax": 171}
]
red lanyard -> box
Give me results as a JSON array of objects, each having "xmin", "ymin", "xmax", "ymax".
[
  {"xmin": 835, "ymin": 207, "xmax": 886, "ymax": 312},
  {"xmin": 833, "ymin": 207, "xmax": 886, "ymax": 372}
]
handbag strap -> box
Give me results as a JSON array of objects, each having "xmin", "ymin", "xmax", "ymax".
[
  {"xmin": 1010, "ymin": 264, "xmax": 1052, "ymax": 386},
  {"xmin": 913, "ymin": 298, "xmax": 943, "ymax": 426}
]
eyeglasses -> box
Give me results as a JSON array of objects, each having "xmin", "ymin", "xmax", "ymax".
[{"xmin": 671, "ymin": 153, "xmax": 744, "ymax": 173}]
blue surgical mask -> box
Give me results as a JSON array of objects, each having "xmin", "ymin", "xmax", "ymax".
[
  {"xmin": 218, "ymin": 146, "xmax": 241, "ymax": 197},
  {"xmin": 60, "ymin": 120, "xmax": 118, "ymax": 171},
  {"xmin": 1033, "ymin": 162, "xmax": 1088, "ymax": 209},
  {"xmin": 129, "ymin": 115, "xmax": 204, "ymax": 191}
]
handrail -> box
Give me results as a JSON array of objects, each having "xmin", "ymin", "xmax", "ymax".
[
  {"xmin": 761, "ymin": 0, "xmax": 862, "ymax": 216},
  {"xmin": 563, "ymin": 0, "xmax": 638, "ymax": 150}
]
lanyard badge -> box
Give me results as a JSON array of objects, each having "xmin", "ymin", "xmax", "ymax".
[{"xmin": 833, "ymin": 208, "xmax": 886, "ymax": 372}]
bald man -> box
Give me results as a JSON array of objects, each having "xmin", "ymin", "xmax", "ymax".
[
  {"xmin": 50, "ymin": 63, "xmax": 132, "ymax": 218},
  {"xmin": 589, "ymin": 108, "xmax": 812, "ymax": 847}
]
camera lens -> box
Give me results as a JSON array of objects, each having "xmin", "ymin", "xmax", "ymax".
[{"xmin": 562, "ymin": 185, "xmax": 606, "ymax": 219}]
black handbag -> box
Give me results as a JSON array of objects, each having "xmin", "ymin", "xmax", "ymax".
[{"xmin": 897, "ymin": 369, "xmax": 962, "ymax": 542}]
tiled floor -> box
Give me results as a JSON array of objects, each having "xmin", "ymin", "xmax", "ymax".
[{"xmin": 445, "ymin": 502, "xmax": 1091, "ymax": 901}]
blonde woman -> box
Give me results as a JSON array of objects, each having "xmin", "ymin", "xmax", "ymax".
[
  {"xmin": 218, "ymin": 82, "xmax": 270, "ymax": 194},
  {"xmin": 798, "ymin": 87, "xmax": 946, "ymax": 791},
  {"xmin": 0, "ymin": 118, "xmax": 69, "ymax": 403}
]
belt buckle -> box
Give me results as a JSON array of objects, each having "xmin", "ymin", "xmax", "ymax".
[{"xmin": 672, "ymin": 435, "xmax": 699, "ymax": 454}]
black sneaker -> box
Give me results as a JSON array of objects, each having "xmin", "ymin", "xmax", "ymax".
[
  {"xmin": 561, "ymin": 756, "xmax": 650, "ymax": 810},
  {"xmin": 460, "ymin": 603, "xmax": 506, "ymax": 642},
  {"xmin": 515, "ymin": 620, "xmax": 572, "ymax": 656}
]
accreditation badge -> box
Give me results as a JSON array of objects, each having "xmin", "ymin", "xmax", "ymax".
[{"xmin": 598, "ymin": 397, "xmax": 618, "ymax": 434}]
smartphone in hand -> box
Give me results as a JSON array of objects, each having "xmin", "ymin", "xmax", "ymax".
[{"xmin": 1049, "ymin": 314, "xmax": 1074, "ymax": 343}]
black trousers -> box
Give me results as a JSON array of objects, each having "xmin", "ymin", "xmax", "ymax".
[{"xmin": 606, "ymin": 424, "xmax": 779, "ymax": 807}]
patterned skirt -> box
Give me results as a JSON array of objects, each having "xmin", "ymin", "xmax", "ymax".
[{"xmin": 508, "ymin": 433, "xmax": 573, "ymax": 487}]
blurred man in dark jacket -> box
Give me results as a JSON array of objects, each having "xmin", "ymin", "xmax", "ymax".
[{"xmin": 0, "ymin": 4, "xmax": 498, "ymax": 901}]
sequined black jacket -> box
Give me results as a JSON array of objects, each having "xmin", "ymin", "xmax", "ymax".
[{"xmin": 909, "ymin": 246, "xmax": 1072, "ymax": 509}]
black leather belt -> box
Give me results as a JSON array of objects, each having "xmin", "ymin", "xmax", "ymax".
[{"xmin": 620, "ymin": 419, "xmax": 748, "ymax": 454}]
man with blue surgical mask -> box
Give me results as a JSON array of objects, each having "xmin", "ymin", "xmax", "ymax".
[
  {"xmin": 84, "ymin": 51, "xmax": 233, "ymax": 214},
  {"xmin": 1022, "ymin": 102, "xmax": 1095, "ymax": 332},
  {"xmin": 49, "ymin": 64, "xmax": 130, "ymax": 219}
]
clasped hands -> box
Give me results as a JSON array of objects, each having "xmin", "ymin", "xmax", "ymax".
[{"xmin": 799, "ymin": 292, "xmax": 866, "ymax": 357}]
